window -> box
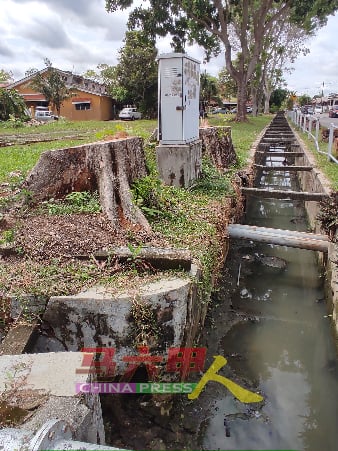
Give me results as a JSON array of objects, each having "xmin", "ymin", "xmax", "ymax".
[{"xmin": 75, "ymin": 102, "xmax": 91, "ymax": 110}]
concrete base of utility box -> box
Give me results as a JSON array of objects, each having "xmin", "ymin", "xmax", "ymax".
[{"xmin": 156, "ymin": 140, "xmax": 201, "ymax": 188}]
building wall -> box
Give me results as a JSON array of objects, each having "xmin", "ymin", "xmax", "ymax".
[
  {"xmin": 13, "ymin": 83, "xmax": 114, "ymax": 121},
  {"xmin": 60, "ymin": 90, "xmax": 113, "ymax": 121}
]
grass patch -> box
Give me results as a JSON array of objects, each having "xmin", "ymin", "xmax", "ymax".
[
  {"xmin": 0, "ymin": 258, "xmax": 179, "ymax": 298},
  {"xmin": 37, "ymin": 191, "xmax": 102, "ymax": 215},
  {"xmin": 288, "ymin": 121, "xmax": 338, "ymax": 190},
  {"xmin": 0, "ymin": 119, "xmax": 157, "ymax": 184}
]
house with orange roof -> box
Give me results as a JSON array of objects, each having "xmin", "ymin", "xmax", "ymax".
[{"xmin": 6, "ymin": 68, "xmax": 115, "ymax": 121}]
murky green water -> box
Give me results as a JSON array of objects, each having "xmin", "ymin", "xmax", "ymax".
[{"xmin": 202, "ymin": 163, "xmax": 338, "ymax": 450}]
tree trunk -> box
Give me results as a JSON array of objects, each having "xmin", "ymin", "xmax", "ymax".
[
  {"xmin": 199, "ymin": 126, "xmax": 238, "ymax": 170},
  {"xmin": 236, "ymin": 77, "xmax": 248, "ymax": 121},
  {"xmin": 251, "ymin": 85, "xmax": 258, "ymax": 117},
  {"xmin": 263, "ymin": 78, "xmax": 273, "ymax": 114},
  {"xmin": 22, "ymin": 137, "xmax": 151, "ymax": 231}
]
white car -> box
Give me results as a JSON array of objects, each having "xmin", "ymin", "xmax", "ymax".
[
  {"xmin": 314, "ymin": 106, "xmax": 322, "ymax": 114},
  {"xmin": 35, "ymin": 110, "xmax": 57, "ymax": 121},
  {"xmin": 119, "ymin": 107, "xmax": 142, "ymax": 120}
]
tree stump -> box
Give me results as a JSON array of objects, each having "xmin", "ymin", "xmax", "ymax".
[
  {"xmin": 199, "ymin": 126, "xmax": 238, "ymax": 170},
  {"xmin": 22, "ymin": 137, "xmax": 151, "ymax": 231}
]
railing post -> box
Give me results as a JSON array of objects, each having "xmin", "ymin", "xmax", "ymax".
[
  {"xmin": 308, "ymin": 117, "xmax": 312, "ymax": 137},
  {"xmin": 315, "ymin": 118, "xmax": 320, "ymax": 142},
  {"xmin": 328, "ymin": 123, "xmax": 334, "ymax": 161},
  {"xmin": 303, "ymin": 114, "xmax": 307, "ymax": 132}
]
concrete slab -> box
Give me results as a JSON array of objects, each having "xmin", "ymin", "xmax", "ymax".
[
  {"xmin": 0, "ymin": 322, "xmax": 38, "ymax": 355},
  {"xmin": 33, "ymin": 277, "xmax": 192, "ymax": 376},
  {"xmin": 0, "ymin": 352, "xmax": 92, "ymax": 396}
]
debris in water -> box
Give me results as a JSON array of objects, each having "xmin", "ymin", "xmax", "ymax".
[
  {"xmin": 224, "ymin": 418, "xmax": 231, "ymax": 437},
  {"xmin": 255, "ymin": 254, "xmax": 287, "ymax": 270},
  {"xmin": 237, "ymin": 263, "xmax": 242, "ymax": 286},
  {"xmin": 240, "ymin": 288, "xmax": 252, "ymax": 299}
]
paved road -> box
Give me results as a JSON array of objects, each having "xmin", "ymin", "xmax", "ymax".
[{"xmin": 315, "ymin": 113, "xmax": 338, "ymax": 129}]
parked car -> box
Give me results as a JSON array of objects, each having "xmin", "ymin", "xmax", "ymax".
[
  {"xmin": 211, "ymin": 107, "xmax": 229, "ymax": 114},
  {"xmin": 119, "ymin": 107, "xmax": 142, "ymax": 120},
  {"xmin": 246, "ymin": 106, "xmax": 253, "ymax": 113},
  {"xmin": 301, "ymin": 105, "xmax": 313, "ymax": 114},
  {"xmin": 329, "ymin": 105, "xmax": 338, "ymax": 118},
  {"xmin": 314, "ymin": 105, "xmax": 322, "ymax": 114},
  {"xmin": 35, "ymin": 110, "xmax": 58, "ymax": 122}
]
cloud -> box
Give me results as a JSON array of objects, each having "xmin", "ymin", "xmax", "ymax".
[
  {"xmin": 1, "ymin": 0, "xmax": 338, "ymax": 95},
  {"xmin": 21, "ymin": 17, "xmax": 72, "ymax": 49},
  {"xmin": 12, "ymin": 0, "xmax": 101, "ymax": 18},
  {"xmin": 0, "ymin": 42, "xmax": 13, "ymax": 57}
]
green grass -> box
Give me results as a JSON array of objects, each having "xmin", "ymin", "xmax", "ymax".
[
  {"xmin": 0, "ymin": 118, "xmax": 156, "ymax": 137},
  {"xmin": 0, "ymin": 119, "xmax": 157, "ymax": 183},
  {"xmin": 288, "ymin": 121, "xmax": 338, "ymax": 190},
  {"xmin": 0, "ymin": 139, "xmax": 85, "ymax": 183}
]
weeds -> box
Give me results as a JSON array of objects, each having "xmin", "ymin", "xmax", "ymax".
[
  {"xmin": 132, "ymin": 174, "xmax": 175, "ymax": 220},
  {"xmin": 0, "ymin": 229, "xmax": 15, "ymax": 244},
  {"xmin": 189, "ymin": 156, "xmax": 233, "ymax": 196},
  {"xmin": 39, "ymin": 191, "xmax": 101, "ymax": 215},
  {"xmin": 317, "ymin": 192, "xmax": 338, "ymax": 241},
  {"xmin": 129, "ymin": 296, "xmax": 159, "ymax": 346}
]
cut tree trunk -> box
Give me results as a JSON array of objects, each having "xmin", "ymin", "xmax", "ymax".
[
  {"xmin": 22, "ymin": 137, "xmax": 151, "ymax": 231},
  {"xmin": 199, "ymin": 126, "xmax": 237, "ymax": 170}
]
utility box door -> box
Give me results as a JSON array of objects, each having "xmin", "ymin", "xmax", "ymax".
[{"xmin": 158, "ymin": 53, "xmax": 200, "ymax": 145}]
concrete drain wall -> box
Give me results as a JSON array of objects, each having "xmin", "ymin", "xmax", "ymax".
[{"xmin": 291, "ymin": 130, "xmax": 338, "ymax": 336}]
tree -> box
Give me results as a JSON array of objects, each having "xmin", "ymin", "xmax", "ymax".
[
  {"xmin": 106, "ymin": 0, "xmax": 338, "ymax": 122},
  {"xmin": 29, "ymin": 59, "xmax": 73, "ymax": 116},
  {"xmin": 0, "ymin": 88, "xmax": 28, "ymax": 121},
  {"xmin": 269, "ymin": 88, "xmax": 288, "ymax": 112},
  {"xmin": 113, "ymin": 31, "xmax": 158, "ymax": 116},
  {"xmin": 23, "ymin": 138, "xmax": 151, "ymax": 231},
  {"xmin": 217, "ymin": 68, "xmax": 238, "ymax": 103},
  {"xmin": 0, "ymin": 69, "xmax": 13, "ymax": 84},
  {"xmin": 255, "ymin": 22, "xmax": 310, "ymax": 114},
  {"xmin": 25, "ymin": 68, "xmax": 39, "ymax": 78},
  {"xmin": 81, "ymin": 69, "xmax": 102, "ymax": 83},
  {"xmin": 298, "ymin": 94, "xmax": 312, "ymax": 106},
  {"xmin": 200, "ymin": 72, "xmax": 220, "ymax": 110}
]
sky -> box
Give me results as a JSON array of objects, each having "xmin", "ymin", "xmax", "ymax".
[{"xmin": 1, "ymin": 0, "xmax": 338, "ymax": 97}]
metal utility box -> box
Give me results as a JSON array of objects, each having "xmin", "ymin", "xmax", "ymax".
[{"xmin": 158, "ymin": 53, "xmax": 200, "ymax": 145}]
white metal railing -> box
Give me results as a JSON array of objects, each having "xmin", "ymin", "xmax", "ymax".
[{"xmin": 287, "ymin": 110, "xmax": 338, "ymax": 164}]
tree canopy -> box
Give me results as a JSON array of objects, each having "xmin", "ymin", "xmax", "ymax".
[
  {"xmin": 113, "ymin": 31, "xmax": 158, "ymax": 115},
  {"xmin": 0, "ymin": 69, "xmax": 13, "ymax": 84},
  {"xmin": 0, "ymin": 88, "xmax": 28, "ymax": 121},
  {"xmin": 200, "ymin": 73, "xmax": 220, "ymax": 108},
  {"xmin": 29, "ymin": 59, "xmax": 73, "ymax": 116},
  {"xmin": 106, "ymin": 0, "xmax": 338, "ymax": 121}
]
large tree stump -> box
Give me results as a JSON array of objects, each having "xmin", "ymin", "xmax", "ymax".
[
  {"xmin": 22, "ymin": 137, "xmax": 151, "ymax": 231},
  {"xmin": 199, "ymin": 126, "xmax": 238, "ymax": 170}
]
